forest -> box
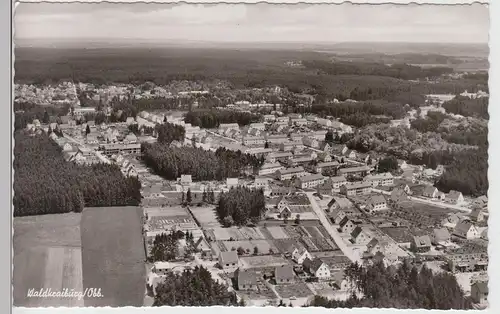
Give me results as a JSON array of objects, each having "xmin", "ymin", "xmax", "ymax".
[
  {"xmin": 302, "ymin": 60, "xmax": 454, "ymax": 80},
  {"xmin": 155, "ymin": 122, "xmax": 186, "ymax": 144},
  {"xmin": 442, "ymin": 96, "xmax": 489, "ymax": 119},
  {"xmin": 15, "ymin": 47, "xmax": 488, "ymax": 104},
  {"xmin": 13, "ymin": 132, "xmax": 141, "ymax": 216},
  {"xmin": 141, "ymin": 144, "xmax": 263, "ymax": 181},
  {"xmin": 308, "ymin": 260, "xmax": 472, "ymax": 309},
  {"xmin": 184, "ymin": 110, "xmax": 261, "ymax": 128},
  {"xmin": 216, "ymin": 187, "xmax": 266, "ymax": 226},
  {"xmin": 153, "ymin": 266, "xmax": 242, "ymax": 307}
]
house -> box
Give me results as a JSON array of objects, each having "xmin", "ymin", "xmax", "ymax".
[
  {"xmin": 276, "ymin": 196, "xmax": 289, "ymax": 210},
  {"xmin": 442, "ymin": 213, "xmax": 461, "ymax": 228},
  {"xmin": 338, "ymin": 165, "xmax": 371, "ymax": 177},
  {"xmin": 350, "ymin": 226, "xmax": 372, "ymax": 245},
  {"xmin": 274, "ymin": 265, "xmax": 295, "ymax": 284},
  {"xmin": 270, "ymin": 186, "xmax": 296, "ymax": 197},
  {"xmin": 277, "ymin": 166, "xmax": 306, "ymax": 181},
  {"xmin": 266, "ymin": 152, "xmax": 293, "ymax": 163},
  {"xmin": 471, "ymin": 281, "xmax": 488, "ymax": 305},
  {"xmin": 327, "ymin": 197, "xmax": 357, "ymax": 216},
  {"xmin": 317, "ymin": 152, "xmax": 333, "ymax": 163},
  {"xmin": 278, "ymin": 206, "xmax": 292, "ymax": 219},
  {"xmin": 340, "ymin": 181, "xmax": 372, "ymax": 196},
  {"xmin": 62, "ymin": 143, "xmax": 74, "ymax": 152},
  {"xmin": 303, "ymin": 258, "xmax": 331, "ymax": 279},
  {"xmin": 258, "ymin": 162, "xmax": 285, "ymax": 176},
  {"xmin": 302, "ymin": 136, "xmax": 320, "ymax": 149},
  {"xmin": 242, "ymin": 136, "xmax": 266, "ymax": 146},
  {"xmin": 480, "ymin": 228, "xmax": 488, "ymax": 240},
  {"xmin": 365, "ymin": 238, "xmax": 383, "ymax": 255},
  {"xmin": 431, "ymin": 228, "xmax": 451, "ymax": 245},
  {"xmin": 236, "ymin": 269, "xmax": 258, "ymax": 291},
  {"xmin": 411, "ymin": 235, "xmax": 431, "ymax": 253},
  {"xmin": 279, "ymin": 140, "xmax": 304, "ymax": 151},
  {"xmin": 315, "ymin": 161, "xmax": 339, "ymax": 174},
  {"xmin": 339, "ymin": 217, "xmax": 360, "ymax": 234},
  {"xmin": 226, "ymin": 178, "xmax": 239, "ymax": 189},
  {"xmin": 363, "ymin": 173, "xmax": 394, "ymax": 187},
  {"xmin": 447, "ymin": 251, "xmax": 488, "ymax": 273},
  {"xmin": 123, "ymin": 133, "xmax": 138, "ymax": 144},
  {"xmin": 292, "ymin": 247, "xmax": 312, "ymax": 264},
  {"xmin": 297, "ymin": 173, "xmax": 326, "ymax": 189},
  {"xmin": 473, "ymin": 195, "xmax": 488, "ymax": 211},
  {"xmin": 453, "ymin": 220, "xmax": 479, "ymax": 239},
  {"xmin": 85, "ymin": 134, "xmax": 98, "ymax": 145},
  {"xmin": 365, "ymin": 195, "xmax": 388, "ymax": 212},
  {"xmin": 329, "ymin": 175, "xmax": 348, "ymax": 190},
  {"xmin": 470, "ymin": 207, "xmax": 485, "ymax": 223},
  {"xmin": 446, "ymin": 190, "xmax": 464, "ymax": 205},
  {"xmin": 343, "ymin": 149, "xmax": 357, "ymax": 159},
  {"xmin": 422, "ymin": 186, "xmax": 439, "ymax": 199},
  {"xmin": 179, "ymin": 175, "xmax": 193, "ymax": 186},
  {"xmin": 254, "ymin": 177, "xmax": 270, "ymax": 190},
  {"xmin": 249, "ymin": 123, "xmax": 266, "ymax": 131},
  {"xmin": 219, "ymin": 251, "xmax": 239, "ymax": 269}
]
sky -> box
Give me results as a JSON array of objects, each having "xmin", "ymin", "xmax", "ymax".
[{"xmin": 14, "ymin": 3, "xmax": 490, "ymax": 44}]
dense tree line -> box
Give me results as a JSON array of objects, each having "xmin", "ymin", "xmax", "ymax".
[
  {"xmin": 308, "ymin": 261, "xmax": 472, "ymax": 309},
  {"xmin": 153, "ymin": 266, "xmax": 241, "ymax": 307},
  {"xmin": 442, "ymin": 96, "xmax": 489, "ymax": 119},
  {"xmin": 184, "ymin": 110, "xmax": 261, "ymax": 128},
  {"xmin": 410, "ymin": 111, "xmax": 447, "ymax": 133},
  {"xmin": 148, "ymin": 230, "xmax": 185, "ymax": 262},
  {"xmin": 14, "ymin": 101, "xmax": 71, "ymax": 130},
  {"xmin": 13, "ymin": 132, "xmax": 141, "ymax": 216},
  {"xmin": 377, "ymin": 156, "xmax": 399, "ymax": 173},
  {"xmin": 142, "ymin": 144, "xmax": 262, "ymax": 181},
  {"xmin": 340, "ymin": 113, "xmax": 391, "ymax": 128},
  {"xmin": 303, "ymin": 60, "xmax": 453, "ymax": 80},
  {"xmin": 155, "ymin": 122, "xmax": 186, "ymax": 144},
  {"xmin": 311, "ymin": 101, "xmax": 407, "ymax": 120},
  {"xmin": 434, "ymin": 148, "xmax": 488, "ymax": 196},
  {"xmin": 217, "ymin": 187, "xmax": 266, "ymax": 226}
]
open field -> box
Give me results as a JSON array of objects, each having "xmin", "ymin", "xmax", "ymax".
[
  {"xmin": 189, "ymin": 206, "xmax": 221, "ymax": 228},
  {"xmin": 261, "ymin": 224, "xmax": 338, "ymax": 253},
  {"xmin": 218, "ymin": 240, "xmax": 277, "ymax": 255},
  {"xmin": 206, "ymin": 227, "xmax": 267, "ymax": 241},
  {"xmin": 13, "ymin": 213, "xmax": 84, "ymax": 307},
  {"xmin": 80, "ymin": 207, "xmax": 145, "ymax": 307},
  {"xmin": 275, "ymin": 282, "xmax": 314, "ymax": 299}
]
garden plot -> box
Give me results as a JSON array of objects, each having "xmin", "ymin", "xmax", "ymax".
[
  {"xmin": 219, "ymin": 240, "xmax": 277, "ymax": 255},
  {"xmin": 209, "ymin": 227, "xmax": 267, "ymax": 241},
  {"xmin": 266, "ymin": 226, "xmax": 289, "ymax": 239},
  {"xmin": 275, "ymin": 282, "xmax": 314, "ymax": 299},
  {"xmin": 189, "ymin": 206, "xmax": 221, "ymax": 228},
  {"xmin": 240, "ymin": 255, "xmax": 290, "ymax": 268}
]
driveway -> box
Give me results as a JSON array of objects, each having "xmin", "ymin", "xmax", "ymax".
[{"xmin": 305, "ymin": 192, "xmax": 361, "ymax": 264}]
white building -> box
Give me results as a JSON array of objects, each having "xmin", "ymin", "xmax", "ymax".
[{"xmin": 364, "ymin": 173, "xmax": 394, "ymax": 187}]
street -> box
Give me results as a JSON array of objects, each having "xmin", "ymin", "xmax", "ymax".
[{"xmin": 305, "ymin": 192, "xmax": 362, "ymax": 264}]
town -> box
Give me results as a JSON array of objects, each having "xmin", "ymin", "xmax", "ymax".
[{"xmin": 14, "ymin": 76, "xmax": 489, "ymax": 308}]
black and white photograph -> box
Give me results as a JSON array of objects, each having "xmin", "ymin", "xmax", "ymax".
[{"xmin": 12, "ymin": 2, "xmax": 489, "ymax": 310}]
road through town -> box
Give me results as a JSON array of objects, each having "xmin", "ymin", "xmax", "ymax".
[{"xmin": 305, "ymin": 192, "xmax": 362, "ymax": 264}]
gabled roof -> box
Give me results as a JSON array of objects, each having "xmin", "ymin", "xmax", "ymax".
[
  {"xmin": 330, "ymin": 175, "xmax": 347, "ymax": 183},
  {"xmin": 423, "ymin": 185, "xmax": 438, "ymax": 195},
  {"xmin": 433, "ymin": 228, "xmax": 450, "ymax": 241},
  {"xmin": 454, "ymin": 219, "xmax": 475, "ymax": 235},
  {"xmin": 237, "ymin": 269, "xmax": 258, "ymax": 286},
  {"xmin": 350, "ymin": 226, "xmax": 367, "ymax": 239},
  {"xmin": 303, "ymin": 257, "xmax": 326, "ymax": 273},
  {"xmin": 447, "ymin": 190, "xmax": 463, "ymax": 201},
  {"xmin": 412, "ymin": 235, "xmax": 431, "ymax": 247},
  {"xmin": 369, "ymin": 195, "xmax": 386, "ymax": 205},
  {"xmin": 473, "ymin": 281, "xmax": 488, "ymax": 294}
]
